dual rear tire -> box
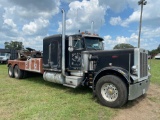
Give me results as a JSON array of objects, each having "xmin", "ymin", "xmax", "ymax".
[
  {"xmin": 8, "ymin": 65, "xmax": 26, "ymax": 79},
  {"xmin": 8, "ymin": 65, "xmax": 14, "ymax": 78}
]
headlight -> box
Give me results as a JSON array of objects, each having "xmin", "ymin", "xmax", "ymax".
[{"xmin": 131, "ymin": 65, "xmax": 138, "ymax": 75}]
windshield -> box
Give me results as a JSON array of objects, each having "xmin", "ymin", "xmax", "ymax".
[
  {"xmin": 84, "ymin": 37, "xmax": 104, "ymax": 50},
  {"xmin": 0, "ymin": 53, "xmax": 5, "ymax": 56}
]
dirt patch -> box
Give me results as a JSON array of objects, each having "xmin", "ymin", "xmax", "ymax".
[{"xmin": 113, "ymin": 83, "xmax": 160, "ymax": 120}]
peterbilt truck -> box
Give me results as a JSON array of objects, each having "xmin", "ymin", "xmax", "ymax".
[{"xmin": 7, "ymin": 10, "xmax": 150, "ymax": 108}]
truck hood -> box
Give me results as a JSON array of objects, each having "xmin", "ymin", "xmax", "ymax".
[{"xmin": 83, "ymin": 49, "xmax": 135, "ymax": 72}]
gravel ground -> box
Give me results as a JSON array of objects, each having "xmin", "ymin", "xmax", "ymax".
[{"xmin": 113, "ymin": 83, "xmax": 160, "ymax": 120}]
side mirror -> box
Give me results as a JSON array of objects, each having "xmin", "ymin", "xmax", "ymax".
[{"xmin": 68, "ymin": 36, "xmax": 74, "ymax": 52}]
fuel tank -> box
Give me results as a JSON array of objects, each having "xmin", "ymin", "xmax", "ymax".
[{"xmin": 43, "ymin": 71, "xmax": 64, "ymax": 84}]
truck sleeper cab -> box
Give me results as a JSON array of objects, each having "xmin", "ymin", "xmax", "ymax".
[{"xmin": 7, "ymin": 33, "xmax": 150, "ymax": 108}]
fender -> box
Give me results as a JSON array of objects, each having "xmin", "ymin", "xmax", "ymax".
[{"xmin": 92, "ymin": 66, "xmax": 132, "ymax": 90}]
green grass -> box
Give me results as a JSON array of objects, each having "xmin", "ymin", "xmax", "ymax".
[
  {"xmin": 0, "ymin": 59, "xmax": 159, "ymax": 120},
  {"xmin": 150, "ymin": 59, "xmax": 160, "ymax": 85},
  {"xmin": 0, "ymin": 64, "xmax": 116, "ymax": 120}
]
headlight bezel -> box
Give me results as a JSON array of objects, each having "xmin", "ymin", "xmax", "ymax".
[{"xmin": 131, "ymin": 65, "xmax": 138, "ymax": 76}]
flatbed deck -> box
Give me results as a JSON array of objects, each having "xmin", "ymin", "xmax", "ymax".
[{"xmin": 8, "ymin": 58, "xmax": 44, "ymax": 74}]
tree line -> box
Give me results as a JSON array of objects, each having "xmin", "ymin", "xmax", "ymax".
[
  {"xmin": 4, "ymin": 41, "xmax": 160, "ymax": 56},
  {"xmin": 4, "ymin": 41, "xmax": 24, "ymax": 50},
  {"xmin": 149, "ymin": 44, "xmax": 160, "ymax": 56},
  {"xmin": 113, "ymin": 43, "xmax": 160, "ymax": 56}
]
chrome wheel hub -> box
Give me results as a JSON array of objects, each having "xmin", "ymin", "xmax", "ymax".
[{"xmin": 101, "ymin": 83, "xmax": 118, "ymax": 102}]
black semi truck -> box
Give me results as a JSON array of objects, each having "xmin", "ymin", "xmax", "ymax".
[{"xmin": 8, "ymin": 10, "xmax": 150, "ymax": 108}]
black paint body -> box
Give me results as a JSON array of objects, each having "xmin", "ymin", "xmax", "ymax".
[
  {"xmin": 43, "ymin": 34, "xmax": 134, "ymax": 77},
  {"xmin": 86, "ymin": 49, "xmax": 134, "ymax": 73},
  {"xmin": 43, "ymin": 34, "xmax": 69, "ymax": 70}
]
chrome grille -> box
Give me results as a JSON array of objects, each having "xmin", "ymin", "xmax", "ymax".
[{"xmin": 140, "ymin": 53, "xmax": 148, "ymax": 78}]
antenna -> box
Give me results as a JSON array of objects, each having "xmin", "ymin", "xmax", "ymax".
[{"xmin": 91, "ymin": 21, "xmax": 94, "ymax": 35}]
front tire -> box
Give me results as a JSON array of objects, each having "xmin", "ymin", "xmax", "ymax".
[
  {"xmin": 14, "ymin": 65, "xmax": 24, "ymax": 79},
  {"xmin": 96, "ymin": 75, "xmax": 127, "ymax": 108}
]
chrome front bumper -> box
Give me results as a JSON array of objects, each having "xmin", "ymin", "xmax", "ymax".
[{"xmin": 128, "ymin": 78, "xmax": 150, "ymax": 100}]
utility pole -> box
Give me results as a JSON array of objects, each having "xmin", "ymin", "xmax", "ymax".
[{"xmin": 138, "ymin": 0, "xmax": 147, "ymax": 48}]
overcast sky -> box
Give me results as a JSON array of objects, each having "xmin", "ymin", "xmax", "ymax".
[{"xmin": 0, "ymin": 0, "xmax": 159, "ymax": 50}]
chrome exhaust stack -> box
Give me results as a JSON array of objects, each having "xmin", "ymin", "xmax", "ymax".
[{"xmin": 61, "ymin": 9, "xmax": 66, "ymax": 77}]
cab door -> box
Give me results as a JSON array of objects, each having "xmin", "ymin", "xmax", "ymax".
[{"xmin": 68, "ymin": 39, "xmax": 84, "ymax": 70}]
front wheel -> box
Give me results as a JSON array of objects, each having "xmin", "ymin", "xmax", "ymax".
[{"xmin": 96, "ymin": 75, "xmax": 127, "ymax": 108}]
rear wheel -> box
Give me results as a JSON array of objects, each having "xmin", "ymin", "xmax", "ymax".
[
  {"xmin": 14, "ymin": 65, "xmax": 24, "ymax": 79},
  {"xmin": 8, "ymin": 65, "xmax": 14, "ymax": 78},
  {"xmin": 96, "ymin": 75, "xmax": 127, "ymax": 108}
]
